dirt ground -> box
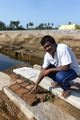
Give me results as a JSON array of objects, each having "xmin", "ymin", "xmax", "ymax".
[{"xmin": 0, "ymin": 30, "xmax": 80, "ymax": 59}]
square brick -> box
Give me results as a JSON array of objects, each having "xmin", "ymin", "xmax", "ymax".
[
  {"xmin": 15, "ymin": 88, "xmax": 29, "ymax": 97},
  {"xmin": 26, "ymin": 84, "xmax": 34, "ymax": 89},
  {"xmin": 20, "ymin": 82, "xmax": 30, "ymax": 88},
  {"xmin": 23, "ymin": 93, "xmax": 40, "ymax": 106},
  {"xmin": 16, "ymin": 79, "xmax": 23, "ymax": 83},
  {"xmin": 10, "ymin": 84, "xmax": 21, "ymax": 91}
]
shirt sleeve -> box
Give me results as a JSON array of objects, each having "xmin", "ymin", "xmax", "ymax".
[
  {"xmin": 42, "ymin": 53, "xmax": 50, "ymax": 68},
  {"xmin": 60, "ymin": 46, "xmax": 72, "ymax": 65}
]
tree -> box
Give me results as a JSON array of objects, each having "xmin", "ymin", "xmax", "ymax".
[
  {"xmin": 47, "ymin": 22, "xmax": 50, "ymax": 27},
  {"xmin": 26, "ymin": 24, "xmax": 29, "ymax": 29},
  {"xmin": 68, "ymin": 21, "xmax": 72, "ymax": 25},
  {"xmin": 44, "ymin": 23, "xmax": 47, "ymax": 28},
  {"xmin": 0, "ymin": 21, "xmax": 6, "ymax": 30},
  {"xmin": 75, "ymin": 24, "xmax": 80, "ymax": 29},
  {"xmin": 26, "ymin": 22, "xmax": 34, "ymax": 29},
  {"xmin": 18, "ymin": 25, "xmax": 25, "ymax": 30},
  {"xmin": 8, "ymin": 21, "xmax": 20, "ymax": 30},
  {"xmin": 38, "ymin": 23, "xmax": 44, "ymax": 29},
  {"xmin": 29, "ymin": 22, "xmax": 33, "ymax": 27},
  {"xmin": 51, "ymin": 23, "xmax": 54, "ymax": 28}
]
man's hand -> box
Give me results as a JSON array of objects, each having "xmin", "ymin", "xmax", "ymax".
[
  {"xmin": 30, "ymin": 69, "xmax": 50, "ymax": 94},
  {"xmin": 30, "ymin": 85, "xmax": 38, "ymax": 94}
]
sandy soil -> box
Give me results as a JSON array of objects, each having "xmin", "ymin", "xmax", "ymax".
[{"xmin": 0, "ymin": 30, "xmax": 80, "ymax": 58}]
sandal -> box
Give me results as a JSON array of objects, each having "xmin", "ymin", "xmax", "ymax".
[
  {"xmin": 51, "ymin": 82, "xmax": 59, "ymax": 88},
  {"xmin": 61, "ymin": 90, "xmax": 71, "ymax": 98}
]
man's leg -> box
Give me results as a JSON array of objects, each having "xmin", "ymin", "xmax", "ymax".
[
  {"xmin": 46, "ymin": 64, "xmax": 58, "ymax": 87},
  {"xmin": 55, "ymin": 69, "xmax": 78, "ymax": 97},
  {"xmin": 46, "ymin": 64, "xmax": 56, "ymax": 79}
]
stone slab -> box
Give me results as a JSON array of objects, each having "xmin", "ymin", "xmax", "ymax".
[
  {"xmin": 0, "ymin": 72, "xmax": 11, "ymax": 90},
  {"xmin": 13, "ymin": 66, "xmax": 80, "ymax": 110}
]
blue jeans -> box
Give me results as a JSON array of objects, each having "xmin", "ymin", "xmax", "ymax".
[{"xmin": 47, "ymin": 64, "xmax": 78, "ymax": 91}]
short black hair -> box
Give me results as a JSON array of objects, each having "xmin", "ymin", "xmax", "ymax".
[{"xmin": 40, "ymin": 35, "xmax": 56, "ymax": 46}]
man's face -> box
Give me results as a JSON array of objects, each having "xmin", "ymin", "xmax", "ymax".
[{"xmin": 43, "ymin": 41, "xmax": 56, "ymax": 56}]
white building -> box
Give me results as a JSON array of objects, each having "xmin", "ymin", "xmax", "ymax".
[{"xmin": 59, "ymin": 24, "xmax": 76, "ymax": 30}]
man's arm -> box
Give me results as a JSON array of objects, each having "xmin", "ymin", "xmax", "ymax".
[
  {"xmin": 30, "ymin": 64, "xmax": 70, "ymax": 93},
  {"xmin": 30, "ymin": 68, "xmax": 46, "ymax": 93},
  {"xmin": 48, "ymin": 64, "xmax": 70, "ymax": 73}
]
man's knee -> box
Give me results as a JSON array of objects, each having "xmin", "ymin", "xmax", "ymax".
[{"xmin": 56, "ymin": 72, "xmax": 64, "ymax": 82}]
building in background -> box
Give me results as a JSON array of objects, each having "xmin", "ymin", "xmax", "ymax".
[{"xmin": 59, "ymin": 24, "xmax": 76, "ymax": 30}]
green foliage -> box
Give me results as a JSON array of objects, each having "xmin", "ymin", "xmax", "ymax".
[
  {"xmin": 17, "ymin": 25, "xmax": 25, "ymax": 30},
  {"xmin": 8, "ymin": 21, "xmax": 20, "ymax": 30},
  {"xmin": 7, "ymin": 21, "xmax": 25, "ymax": 30},
  {"xmin": 35, "ymin": 22, "xmax": 53, "ymax": 30},
  {"xmin": 75, "ymin": 24, "xmax": 80, "ymax": 29},
  {"xmin": 0, "ymin": 21, "xmax": 6, "ymax": 30},
  {"xmin": 26, "ymin": 22, "xmax": 34, "ymax": 29},
  {"xmin": 1, "ymin": 20, "xmax": 80, "ymax": 30}
]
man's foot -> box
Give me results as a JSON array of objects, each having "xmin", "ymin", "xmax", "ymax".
[
  {"xmin": 61, "ymin": 90, "xmax": 71, "ymax": 98},
  {"xmin": 51, "ymin": 82, "xmax": 59, "ymax": 88}
]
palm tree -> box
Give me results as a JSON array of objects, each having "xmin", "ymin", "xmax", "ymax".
[
  {"xmin": 51, "ymin": 23, "xmax": 54, "ymax": 27},
  {"xmin": 28, "ymin": 22, "xmax": 34, "ymax": 29},
  {"xmin": 47, "ymin": 22, "xmax": 50, "ymax": 27},
  {"xmin": 26, "ymin": 24, "xmax": 29, "ymax": 29}
]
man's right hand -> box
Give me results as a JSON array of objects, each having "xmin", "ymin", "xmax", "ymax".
[
  {"xmin": 30, "ymin": 85, "xmax": 38, "ymax": 94},
  {"xmin": 30, "ymin": 68, "xmax": 46, "ymax": 94}
]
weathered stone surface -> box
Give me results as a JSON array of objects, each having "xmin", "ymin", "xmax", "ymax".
[
  {"xmin": 9, "ymin": 80, "xmax": 49, "ymax": 106},
  {"xmin": 0, "ymin": 91, "xmax": 29, "ymax": 120},
  {"xmin": 31, "ymin": 102, "xmax": 77, "ymax": 120},
  {"xmin": 10, "ymin": 84, "xmax": 21, "ymax": 91},
  {"xmin": 0, "ymin": 72, "xmax": 11, "ymax": 90}
]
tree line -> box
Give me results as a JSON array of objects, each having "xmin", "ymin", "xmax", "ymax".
[
  {"xmin": 0, "ymin": 20, "xmax": 58, "ymax": 30},
  {"xmin": 0, "ymin": 20, "xmax": 80, "ymax": 30}
]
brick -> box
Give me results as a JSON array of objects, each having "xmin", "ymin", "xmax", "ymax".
[
  {"xmin": 10, "ymin": 73, "xmax": 18, "ymax": 79},
  {"xmin": 11, "ymin": 81, "xmax": 17, "ymax": 85},
  {"xmin": 23, "ymin": 93, "xmax": 40, "ymax": 106},
  {"xmin": 10, "ymin": 84, "xmax": 21, "ymax": 91},
  {"xmin": 15, "ymin": 88, "xmax": 29, "ymax": 97},
  {"xmin": 20, "ymin": 82, "xmax": 30, "ymax": 88},
  {"xmin": 26, "ymin": 84, "xmax": 34, "ymax": 89},
  {"xmin": 16, "ymin": 79, "xmax": 23, "ymax": 83}
]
